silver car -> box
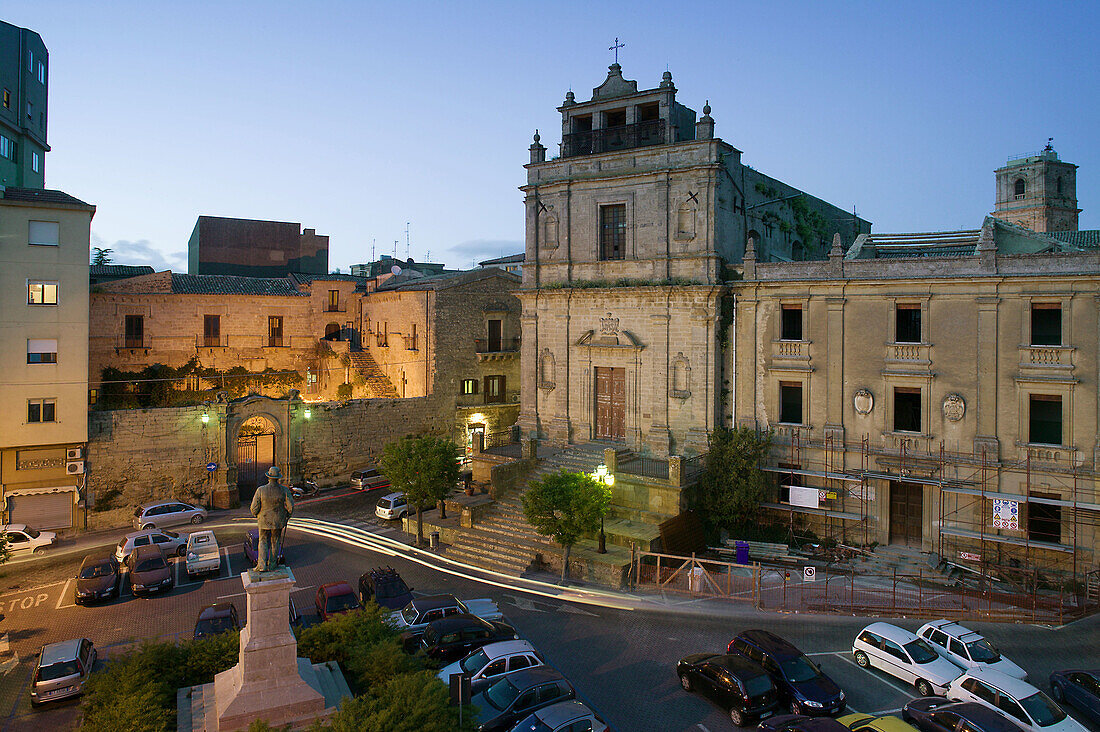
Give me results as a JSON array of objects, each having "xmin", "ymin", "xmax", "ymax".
[
  {"xmin": 115, "ymin": 528, "xmax": 187, "ymax": 563},
  {"xmin": 133, "ymin": 500, "xmax": 207, "ymax": 530},
  {"xmin": 30, "ymin": 638, "xmax": 96, "ymax": 706}
]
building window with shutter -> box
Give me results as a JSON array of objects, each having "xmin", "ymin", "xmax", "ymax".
[
  {"xmin": 27, "ymin": 338, "xmax": 58, "ymax": 364},
  {"xmin": 204, "ymin": 315, "xmax": 221, "ymax": 347}
]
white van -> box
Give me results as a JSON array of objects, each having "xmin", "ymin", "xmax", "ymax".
[
  {"xmin": 947, "ymin": 668, "xmax": 1087, "ymax": 732},
  {"xmin": 852, "ymin": 622, "xmax": 962, "ymax": 697}
]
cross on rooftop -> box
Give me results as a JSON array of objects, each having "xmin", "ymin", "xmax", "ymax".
[{"xmin": 609, "ymin": 37, "xmax": 625, "ymax": 64}]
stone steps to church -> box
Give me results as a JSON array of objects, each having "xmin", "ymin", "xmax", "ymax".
[
  {"xmin": 457, "ymin": 522, "xmax": 555, "ymax": 551},
  {"xmin": 445, "ymin": 545, "xmax": 535, "ymax": 574}
]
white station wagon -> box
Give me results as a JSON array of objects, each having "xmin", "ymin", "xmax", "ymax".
[
  {"xmin": 947, "ymin": 667, "xmax": 1087, "ymax": 732},
  {"xmin": 853, "ymin": 622, "xmax": 962, "ymax": 697},
  {"xmin": 437, "ymin": 639, "xmax": 545, "ymax": 695},
  {"xmin": 917, "ymin": 620, "xmax": 1027, "ymax": 680}
]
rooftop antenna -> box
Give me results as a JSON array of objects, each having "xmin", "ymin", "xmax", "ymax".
[
  {"xmin": 394, "ymin": 240, "xmax": 398, "ymax": 257},
  {"xmin": 609, "ymin": 37, "xmax": 625, "ymax": 64},
  {"xmin": 405, "ymin": 221, "xmax": 410, "ymax": 259}
]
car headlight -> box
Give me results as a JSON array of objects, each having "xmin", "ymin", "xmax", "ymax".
[
  {"xmin": 132, "ymin": 583, "xmax": 144, "ymax": 590},
  {"xmin": 805, "ymin": 700, "xmax": 824, "ymax": 708},
  {"xmin": 839, "ymin": 691, "xmax": 845, "ymax": 701},
  {"xmin": 76, "ymin": 589, "xmax": 91, "ymax": 597},
  {"xmin": 161, "ymin": 577, "xmax": 172, "ymax": 585}
]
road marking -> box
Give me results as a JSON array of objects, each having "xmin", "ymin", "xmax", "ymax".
[
  {"xmin": 831, "ymin": 653, "xmax": 917, "ymax": 699},
  {"xmin": 56, "ymin": 579, "xmax": 72, "ymax": 609},
  {"xmin": 697, "ymin": 725, "xmax": 711, "ymax": 731},
  {"xmin": 0, "ymin": 580, "xmax": 67, "ymax": 600},
  {"xmin": 503, "ymin": 594, "xmax": 546, "ymax": 612},
  {"xmin": 808, "ymin": 650, "xmax": 852, "ymax": 656},
  {"xmin": 223, "ymin": 546, "xmax": 233, "ymax": 577}
]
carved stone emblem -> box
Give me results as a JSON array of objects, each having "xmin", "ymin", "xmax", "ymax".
[
  {"xmin": 853, "ymin": 389, "xmax": 874, "ymax": 415},
  {"xmin": 599, "ymin": 313, "xmax": 619, "ymax": 336},
  {"xmin": 943, "ymin": 394, "xmax": 966, "ymax": 422}
]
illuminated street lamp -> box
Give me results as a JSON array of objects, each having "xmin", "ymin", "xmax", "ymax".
[{"xmin": 591, "ymin": 464, "xmax": 614, "ymax": 554}]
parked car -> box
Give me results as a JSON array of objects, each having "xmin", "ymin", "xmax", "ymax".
[
  {"xmin": 358, "ymin": 566, "xmax": 413, "ymax": 610},
  {"xmin": 947, "ymin": 668, "xmax": 1087, "ymax": 732},
  {"xmin": 127, "ymin": 544, "xmax": 174, "ymax": 596},
  {"xmin": 74, "ymin": 554, "xmax": 121, "ymax": 604},
  {"xmin": 853, "ymin": 622, "xmax": 962, "ymax": 697},
  {"xmin": 676, "ymin": 652, "xmax": 779, "ymax": 726},
  {"xmin": 438, "ymin": 640, "xmax": 546, "ymax": 695},
  {"xmin": 471, "ymin": 666, "xmax": 576, "ymax": 732},
  {"xmin": 917, "ymin": 620, "xmax": 1027, "ymax": 680},
  {"xmin": 0, "ymin": 523, "xmax": 57, "ymax": 556},
  {"xmin": 30, "ymin": 638, "xmax": 96, "ymax": 706},
  {"xmin": 243, "ymin": 528, "xmax": 284, "ymax": 566},
  {"xmin": 351, "ymin": 467, "xmax": 390, "ymax": 491},
  {"xmin": 185, "ymin": 530, "xmax": 221, "ymax": 577},
  {"xmin": 507, "ymin": 699, "xmax": 608, "ymax": 732},
  {"xmin": 115, "ymin": 528, "xmax": 187, "ymax": 564},
  {"xmin": 415, "ymin": 614, "xmax": 519, "ymax": 662},
  {"xmin": 194, "ymin": 603, "xmax": 240, "ymax": 640},
  {"xmin": 729, "ymin": 629, "xmax": 846, "ymax": 716},
  {"xmin": 1049, "ymin": 670, "xmax": 1100, "ymax": 725},
  {"xmin": 837, "ymin": 712, "xmax": 920, "ymax": 732},
  {"xmin": 375, "ymin": 492, "xmax": 409, "ymax": 520},
  {"xmin": 315, "ymin": 581, "xmax": 361, "ymax": 621},
  {"xmin": 133, "ymin": 500, "xmax": 207, "ymax": 530},
  {"xmin": 903, "ymin": 698, "xmax": 1030, "ymax": 732},
  {"xmin": 387, "ymin": 594, "xmax": 503, "ymax": 641},
  {"xmin": 758, "ymin": 716, "xmax": 853, "ymax": 732}
]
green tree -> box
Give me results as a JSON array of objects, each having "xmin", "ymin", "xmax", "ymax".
[
  {"xmin": 0, "ymin": 530, "xmax": 10, "ymax": 566},
  {"xmin": 378, "ymin": 435, "xmax": 460, "ymax": 546},
  {"xmin": 91, "ymin": 247, "xmax": 113, "ymax": 265},
  {"xmin": 690, "ymin": 426, "xmax": 773, "ymax": 539},
  {"xmin": 297, "ymin": 606, "xmax": 421, "ymax": 693},
  {"xmin": 326, "ymin": 672, "xmax": 478, "ymax": 732},
  {"xmin": 522, "ymin": 469, "xmax": 609, "ymax": 585}
]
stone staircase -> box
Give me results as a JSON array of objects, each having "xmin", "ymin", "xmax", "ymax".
[
  {"xmin": 347, "ymin": 351, "xmax": 399, "ymax": 398},
  {"xmin": 446, "ymin": 442, "xmax": 616, "ymax": 575},
  {"xmin": 849, "ymin": 543, "xmax": 954, "ymax": 582}
]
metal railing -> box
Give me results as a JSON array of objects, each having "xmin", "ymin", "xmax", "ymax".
[
  {"xmin": 118, "ymin": 335, "xmax": 146, "ymax": 349},
  {"xmin": 197, "ymin": 335, "xmax": 227, "ymax": 348},
  {"xmin": 475, "ymin": 337, "xmax": 520, "ymax": 353},
  {"xmin": 323, "ymin": 303, "xmax": 347, "ymax": 313},
  {"xmin": 683, "ymin": 454, "xmax": 706, "ymax": 479},
  {"xmin": 563, "ymin": 119, "xmax": 665, "ymax": 158},
  {"xmin": 618, "ymin": 456, "xmax": 669, "ymax": 480}
]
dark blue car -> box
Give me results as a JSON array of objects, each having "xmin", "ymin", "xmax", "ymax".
[
  {"xmin": 1050, "ymin": 670, "xmax": 1100, "ymax": 725},
  {"xmin": 903, "ymin": 698, "xmax": 1028, "ymax": 732},
  {"xmin": 729, "ymin": 629, "xmax": 846, "ymax": 716}
]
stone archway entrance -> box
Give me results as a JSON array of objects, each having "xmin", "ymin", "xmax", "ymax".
[{"xmin": 236, "ymin": 415, "xmax": 277, "ymax": 501}]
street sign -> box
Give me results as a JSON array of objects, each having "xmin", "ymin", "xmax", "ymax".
[
  {"xmin": 803, "ymin": 566, "xmax": 816, "ymax": 582},
  {"xmin": 206, "ymin": 462, "xmax": 218, "ymax": 472},
  {"xmin": 958, "ymin": 551, "xmax": 981, "ymax": 562}
]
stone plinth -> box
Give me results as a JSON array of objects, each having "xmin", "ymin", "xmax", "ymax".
[{"xmin": 211, "ymin": 568, "xmax": 327, "ymax": 731}]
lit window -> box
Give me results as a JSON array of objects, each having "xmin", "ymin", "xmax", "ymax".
[
  {"xmin": 28, "ymin": 281, "xmax": 58, "ymax": 305},
  {"xmin": 32, "ymin": 151, "xmax": 40, "ymax": 173},
  {"xmin": 28, "ymin": 220, "xmax": 59, "ymax": 246},
  {"xmin": 462, "ymin": 379, "xmax": 479, "ymax": 395},
  {"xmin": 0, "ymin": 134, "xmax": 13, "ymax": 160},
  {"xmin": 28, "ymin": 399, "xmax": 56, "ymax": 423},
  {"xmin": 2, "ymin": 89, "xmax": 9, "ymax": 108},
  {"xmin": 27, "ymin": 339, "xmax": 58, "ymax": 364}
]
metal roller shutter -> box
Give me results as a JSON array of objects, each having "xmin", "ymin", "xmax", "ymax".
[{"xmin": 9, "ymin": 492, "xmax": 74, "ymax": 530}]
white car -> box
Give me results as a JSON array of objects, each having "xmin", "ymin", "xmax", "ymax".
[
  {"xmin": 437, "ymin": 639, "xmax": 545, "ymax": 695},
  {"xmin": 507, "ymin": 699, "xmax": 609, "ymax": 732},
  {"xmin": 375, "ymin": 492, "xmax": 409, "ymax": 521},
  {"xmin": 852, "ymin": 622, "xmax": 962, "ymax": 697},
  {"xmin": 1, "ymin": 524, "xmax": 57, "ymax": 555},
  {"xmin": 947, "ymin": 667, "xmax": 1087, "ymax": 732},
  {"xmin": 917, "ymin": 620, "xmax": 1027, "ymax": 680}
]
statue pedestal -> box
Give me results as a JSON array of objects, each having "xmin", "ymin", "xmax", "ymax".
[{"xmin": 180, "ymin": 568, "xmax": 348, "ymax": 731}]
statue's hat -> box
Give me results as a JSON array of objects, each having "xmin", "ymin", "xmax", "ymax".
[{"xmin": 266, "ymin": 466, "xmax": 282, "ymax": 479}]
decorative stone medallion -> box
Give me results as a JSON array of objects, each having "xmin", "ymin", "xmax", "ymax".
[
  {"xmin": 599, "ymin": 313, "xmax": 619, "ymax": 336},
  {"xmin": 853, "ymin": 389, "xmax": 874, "ymax": 415},
  {"xmin": 943, "ymin": 394, "xmax": 966, "ymax": 422}
]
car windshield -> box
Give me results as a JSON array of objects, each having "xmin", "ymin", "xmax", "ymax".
[
  {"xmin": 744, "ymin": 674, "xmax": 774, "ymax": 696},
  {"xmin": 1019, "ymin": 692, "xmax": 1066, "ymax": 727},
  {"xmin": 196, "ymin": 616, "xmax": 236, "ymax": 635},
  {"xmin": 79, "ymin": 563, "xmax": 114, "ymax": 579},
  {"xmin": 400, "ymin": 604, "xmax": 418, "ymax": 625},
  {"xmin": 376, "ymin": 580, "xmax": 409, "ymax": 599},
  {"xmin": 780, "ymin": 656, "xmax": 821, "ymax": 683},
  {"xmin": 461, "ymin": 649, "xmax": 490, "ymax": 674},
  {"xmin": 36, "ymin": 660, "xmax": 79, "ymax": 681},
  {"xmin": 904, "ymin": 639, "xmax": 940, "ymax": 664},
  {"xmin": 378, "ymin": 499, "xmax": 391, "ymax": 509},
  {"xmin": 484, "ymin": 677, "xmax": 520, "ymax": 711},
  {"xmin": 511, "ymin": 715, "xmax": 553, "ymax": 732},
  {"xmin": 326, "ymin": 593, "xmax": 359, "ymax": 613},
  {"xmin": 964, "ymin": 638, "xmax": 1001, "ymax": 663},
  {"xmin": 135, "ymin": 558, "xmax": 166, "ymax": 573}
]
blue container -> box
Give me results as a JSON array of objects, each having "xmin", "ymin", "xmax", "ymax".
[{"xmin": 735, "ymin": 541, "xmax": 749, "ymax": 565}]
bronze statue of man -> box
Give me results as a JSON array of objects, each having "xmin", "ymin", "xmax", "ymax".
[{"xmin": 250, "ymin": 465, "xmax": 294, "ymax": 572}]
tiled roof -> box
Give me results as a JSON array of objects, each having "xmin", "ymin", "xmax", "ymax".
[
  {"xmin": 170, "ymin": 274, "xmax": 307, "ymax": 296},
  {"xmin": 90, "ymin": 265, "xmax": 155, "ymax": 277},
  {"xmin": 1048, "ymin": 230, "xmax": 1100, "ymax": 248},
  {"xmin": 0, "ymin": 186, "xmax": 95, "ymax": 209},
  {"xmin": 865, "ymin": 230, "xmax": 980, "ymax": 258},
  {"xmin": 289, "ymin": 273, "xmax": 372, "ymax": 285},
  {"xmin": 479, "ymin": 253, "xmax": 525, "ymax": 266}
]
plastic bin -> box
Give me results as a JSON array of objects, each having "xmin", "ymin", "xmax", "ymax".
[
  {"xmin": 735, "ymin": 540, "xmax": 750, "ymax": 565},
  {"xmin": 688, "ymin": 567, "xmax": 705, "ymax": 592}
]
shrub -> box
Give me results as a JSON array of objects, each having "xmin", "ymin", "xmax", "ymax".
[
  {"xmin": 326, "ymin": 671, "xmax": 479, "ymax": 732},
  {"xmin": 296, "ymin": 607, "xmax": 421, "ymax": 694}
]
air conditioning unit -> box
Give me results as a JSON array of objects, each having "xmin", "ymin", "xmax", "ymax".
[
  {"xmin": 66, "ymin": 447, "xmax": 84, "ymax": 461},
  {"xmin": 66, "ymin": 460, "xmax": 85, "ymax": 475}
]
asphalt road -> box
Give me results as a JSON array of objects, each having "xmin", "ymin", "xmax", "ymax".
[{"xmin": 0, "ymin": 488, "xmax": 1097, "ymax": 732}]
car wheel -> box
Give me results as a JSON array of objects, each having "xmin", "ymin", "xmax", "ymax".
[
  {"xmin": 177, "ymin": 545, "xmax": 187, "ymax": 557},
  {"xmin": 142, "ymin": 523, "xmax": 155, "ymax": 530},
  {"xmin": 790, "ymin": 701, "xmax": 802, "ymax": 715},
  {"xmin": 679, "ymin": 674, "xmax": 692, "ymax": 692},
  {"xmin": 1051, "ymin": 684, "xmax": 1063, "ymax": 702},
  {"xmin": 729, "ymin": 707, "xmax": 745, "ymax": 727},
  {"xmin": 854, "ymin": 650, "xmax": 870, "ymax": 668},
  {"xmin": 33, "ymin": 547, "xmax": 44, "ymax": 555},
  {"xmin": 191, "ymin": 515, "xmax": 204, "ymax": 525},
  {"xmin": 915, "ymin": 679, "xmax": 934, "ymax": 697}
]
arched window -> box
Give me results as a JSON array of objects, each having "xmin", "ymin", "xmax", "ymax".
[
  {"xmin": 1014, "ymin": 178, "xmax": 1026, "ymax": 198},
  {"xmin": 324, "ymin": 323, "xmax": 340, "ymax": 340}
]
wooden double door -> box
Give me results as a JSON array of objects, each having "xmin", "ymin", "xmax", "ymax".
[
  {"xmin": 595, "ymin": 367, "xmax": 626, "ymax": 440},
  {"xmin": 889, "ymin": 481, "xmax": 924, "ymax": 547}
]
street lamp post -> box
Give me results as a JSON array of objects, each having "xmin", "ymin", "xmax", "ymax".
[{"xmin": 592, "ymin": 464, "xmax": 614, "ymax": 554}]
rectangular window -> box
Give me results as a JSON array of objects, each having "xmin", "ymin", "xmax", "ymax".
[
  {"xmin": 484, "ymin": 375, "xmax": 505, "ymax": 404},
  {"xmin": 894, "ymin": 387, "xmax": 922, "ymax": 433},
  {"xmin": 327, "ymin": 289, "xmax": 339, "ymax": 311},
  {"xmin": 124, "ymin": 314, "xmax": 144, "ymax": 348},
  {"xmin": 1031, "ymin": 304, "xmax": 1061, "ymax": 346},
  {"xmin": 26, "ymin": 101, "xmax": 32, "ymax": 119},
  {"xmin": 1028, "ymin": 492, "xmax": 1062, "ymax": 544},
  {"xmin": 28, "ymin": 399, "xmax": 56, "ymax": 423},
  {"xmin": 27, "ymin": 338, "xmax": 58, "ymax": 364},
  {"xmin": 599, "ymin": 204, "xmax": 626, "ymax": 260},
  {"xmin": 781, "ymin": 305, "xmax": 803, "ymax": 340},
  {"xmin": 268, "ymin": 316, "xmax": 284, "ymax": 347},
  {"xmin": 28, "ymin": 281, "xmax": 58, "ymax": 305},
  {"xmin": 38, "ymin": 61, "xmax": 46, "ymax": 84},
  {"xmin": 204, "ymin": 315, "xmax": 220, "ymax": 347},
  {"xmin": 28, "ymin": 49, "xmax": 33, "ymax": 72},
  {"xmin": 896, "ymin": 304, "xmax": 921, "ymax": 343},
  {"xmin": 28, "ymin": 221, "xmax": 59, "ymax": 246},
  {"xmin": 488, "ymin": 319, "xmax": 502, "ymax": 352},
  {"xmin": 779, "ymin": 381, "xmax": 803, "ymax": 424},
  {"xmin": 0, "ymin": 134, "xmax": 12, "ymax": 160},
  {"xmin": 2, "ymin": 89, "xmax": 9, "ymax": 108},
  {"xmin": 32, "ymin": 151, "xmax": 39, "ymax": 173},
  {"xmin": 462, "ymin": 379, "xmax": 479, "ymax": 395},
  {"xmin": 1028, "ymin": 394, "xmax": 1062, "ymax": 445}
]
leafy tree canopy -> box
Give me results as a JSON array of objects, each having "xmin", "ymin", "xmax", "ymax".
[
  {"xmin": 91, "ymin": 247, "xmax": 113, "ymax": 265},
  {"xmin": 690, "ymin": 426, "xmax": 772, "ymax": 538},
  {"xmin": 522, "ymin": 469, "xmax": 610, "ymax": 583},
  {"xmin": 378, "ymin": 435, "xmax": 460, "ymax": 544}
]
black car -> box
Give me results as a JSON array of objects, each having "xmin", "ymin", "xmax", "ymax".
[
  {"xmin": 758, "ymin": 715, "xmax": 852, "ymax": 732},
  {"xmin": 194, "ymin": 603, "xmax": 240, "ymax": 640},
  {"xmin": 676, "ymin": 653, "xmax": 779, "ymax": 726},
  {"xmin": 359, "ymin": 567, "xmax": 414, "ymax": 610},
  {"xmin": 243, "ymin": 529, "xmax": 284, "ymax": 566},
  {"xmin": 729, "ymin": 630, "xmax": 846, "ymax": 716},
  {"xmin": 75, "ymin": 554, "xmax": 121, "ymax": 605},
  {"xmin": 417, "ymin": 614, "xmax": 518, "ymax": 664},
  {"xmin": 471, "ymin": 666, "xmax": 575, "ymax": 732},
  {"xmin": 903, "ymin": 699, "xmax": 1029, "ymax": 732},
  {"xmin": 1050, "ymin": 670, "xmax": 1100, "ymax": 725}
]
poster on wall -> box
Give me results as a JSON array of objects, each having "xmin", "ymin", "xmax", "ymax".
[
  {"xmin": 992, "ymin": 498, "xmax": 1019, "ymax": 530},
  {"xmin": 788, "ymin": 485, "xmax": 821, "ymax": 509}
]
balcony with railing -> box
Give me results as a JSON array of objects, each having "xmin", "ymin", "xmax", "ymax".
[
  {"xmin": 1020, "ymin": 344, "xmax": 1074, "ymax": 369},
  {"xmin": 323, "ymin": 303, "xmax": 347, "ymax": 313},
  {"xmin": 197, "ymin": 335, "xmax": 228, "ymax": 348},
  {"xmin": 117, "ymin": 335, "xmax": 147, "ymax": 350},
  {"xmin": 772, "ymin": 340, "xmax": 810, "ymax": 361},
  {"xmin": 476, "ymin": 336, "xmax": 520, "ymax": 361},
  {"xmin": 885, "ymin": 342, "xmax": 932, "ymax": 365},
  {"xmin": 562, "ymin": 119, "xmax": 665, "ymax": 158}
]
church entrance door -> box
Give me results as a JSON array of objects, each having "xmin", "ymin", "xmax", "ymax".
[
  {"xmin": 595, "ymin": 367, "xmax": 625, "ymax": 440},
  {"xmin": 889, "ymin": 481, "xmax": 923, "ymax": 547}
]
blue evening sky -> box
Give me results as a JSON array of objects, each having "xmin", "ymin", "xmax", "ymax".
[{"xmin": 8, "ymin": 1, "xmax": 1099, "ymax": 272}]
